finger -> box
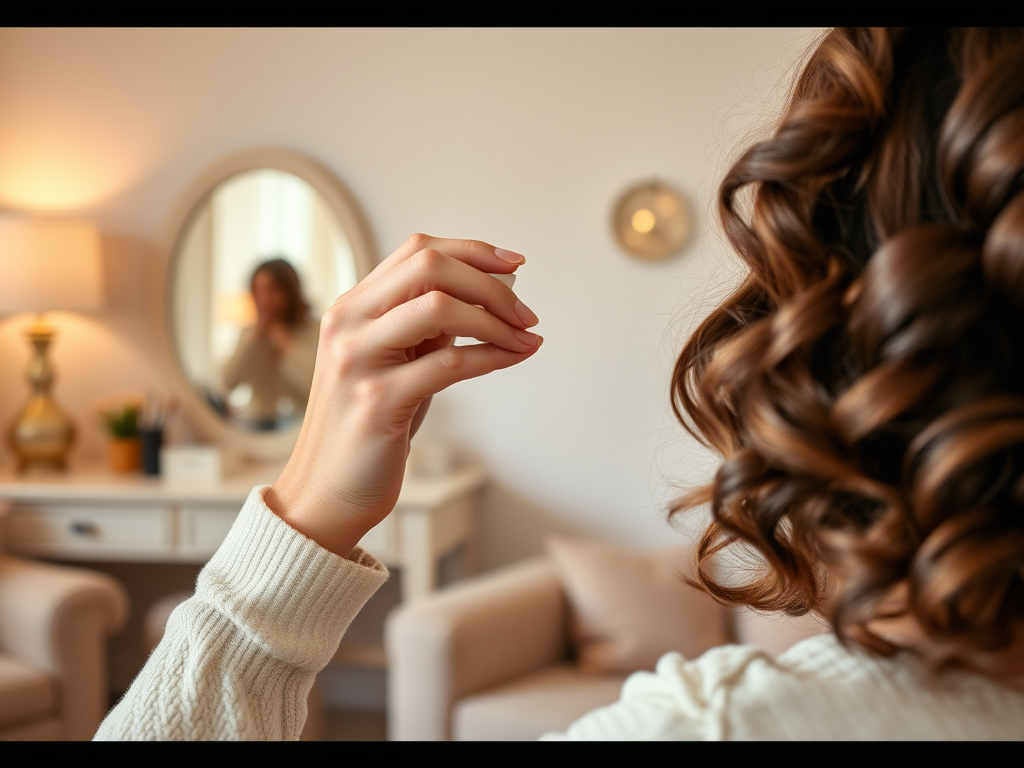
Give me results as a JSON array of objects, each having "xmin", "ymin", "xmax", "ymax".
[
  {"xmin": 396, "ymin": 340, "xmax": 543, "ymax": 401},
  {"xmin": 374, "ymin": 291, "xmax": 541, "ymax": 354},
  {"xmin": 392, "ymin": 234, "xmax": 525, "ymax": 271},
  {"xmin": 412, "ymin": 332, "xmax": 455, "ymax": 360},
  {"xmin": 359, "ymin": 248, "xmax": 539, "ymax": 329},
  {"xmin": 357, "ymin": 234, "xmax": 526, "ymax": 291}
]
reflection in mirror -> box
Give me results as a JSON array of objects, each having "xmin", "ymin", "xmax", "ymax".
[{"xmin": 171, "ymin": 168, "xmax": 358, "ymax": 432}]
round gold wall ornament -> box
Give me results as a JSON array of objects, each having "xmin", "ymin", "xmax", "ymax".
[{"xmin": 612, "ymin": 181, "xmax": 692, "ymax": 260}]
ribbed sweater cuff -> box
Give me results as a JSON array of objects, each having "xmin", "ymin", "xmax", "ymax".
[{"xmin": 196, "ymin": 484, "xmax": 390, "ymax": 672}]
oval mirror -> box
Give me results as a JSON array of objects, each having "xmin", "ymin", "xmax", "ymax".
[{"xmin": 164, "ymin": 150, "xmax": 375, "ymax": 460}]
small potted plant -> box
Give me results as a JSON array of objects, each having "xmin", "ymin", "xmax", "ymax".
[{"xmin": 97, "ymin": 396, "xmax": 142, "ymax": 473}]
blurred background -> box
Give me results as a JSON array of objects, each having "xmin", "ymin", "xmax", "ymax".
[
  {"xmin": 0, "ymin": 27, "xmax": 817, "ymax": 562},
  {"xmin": 0, "ymin": 28, "xmax": 822, "ymax": 739}
]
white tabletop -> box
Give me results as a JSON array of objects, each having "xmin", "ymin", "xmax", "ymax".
[{"xmin": 0, "ymin": 462, "xmax": 486, "ymax": 507}]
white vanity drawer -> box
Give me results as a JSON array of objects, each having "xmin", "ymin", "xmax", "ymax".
[
  {"xmin": 178, "ymin": 505, "xmax": 239, "ymax": 560},
  {"xmin": 5, "ymin": 503, "xmax": 173, "ymax": 560}
]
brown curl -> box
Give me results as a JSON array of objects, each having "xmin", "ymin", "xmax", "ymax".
[
  {"xmin": 671, "ymin": 28, "xmax": 1024, "ymax": 676},
  {"xmin": 251, "ymin": 257, "xmax": 312, "ymax": 328}
]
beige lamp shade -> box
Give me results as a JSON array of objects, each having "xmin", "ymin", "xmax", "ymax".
[{"xmin": 0, "ymin": 219, "xmax": 104, "ymax": 313}]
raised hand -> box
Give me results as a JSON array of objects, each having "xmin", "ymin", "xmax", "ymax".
[{"xmin": 265, "ymin": 235, "xmax": 542, "ymax": 557}]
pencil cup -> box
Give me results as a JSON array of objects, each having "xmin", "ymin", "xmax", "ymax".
[{"xmin": 140, "ymin": 428, "xmax": 163, "ymax": 476}]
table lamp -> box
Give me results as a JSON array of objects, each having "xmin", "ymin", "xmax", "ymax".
[{"xmin": 0, "ymin": 219, "xmax": 104, "ymax": 473}]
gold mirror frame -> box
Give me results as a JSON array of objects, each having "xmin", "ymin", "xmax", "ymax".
[
  {"xmin": 150, "ymin": 149, "xmax": 377, "ymax": 461},
  {"xmin": 612, "ymin": 180, "xmax": 693, "ymax": 261}
]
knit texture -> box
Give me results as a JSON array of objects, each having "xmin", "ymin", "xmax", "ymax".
[
  {"xmin": 545, "ymin": 635, "xmax": 1024, "ymax": 740},
  {"xmin": 94, "ymin": 485, "xmax": 1024, "ymax": 740},
  {"xmin": 94, "ymin": 485, "xmax": 388, "ymax": 740}
]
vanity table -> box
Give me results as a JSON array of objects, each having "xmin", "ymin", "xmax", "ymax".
[
  {"xmin": 0, "ymin": 462, "xmax": 485, "ymax": 603},
  {"xmin": 0, "ymin": 461, "xmax": 484, "ymax": 693},
  {"xmin": 0, "ymin": 148, "xmax": 481, "ymax": 700}
]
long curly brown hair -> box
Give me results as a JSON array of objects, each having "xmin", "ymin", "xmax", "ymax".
[
  {"xmin": 251, "ymin": 257, "xmax": 311, "ymax": 328},
  {"xmin": 672, "ymin": 28, "xmax": 1024, "ymax": 676}
]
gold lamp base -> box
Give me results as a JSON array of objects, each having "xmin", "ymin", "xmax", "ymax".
[{"xmin": 7, "ymin": 320, "xmax": 75, "ymax": 474}]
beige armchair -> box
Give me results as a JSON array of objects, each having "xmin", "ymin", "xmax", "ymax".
[
  {"xmin": 0, "ymin": 554, "xmax": 128, "ymax": 740},
  {"xmin": 385, "ymin": 557, "xmax": 826, "ymax": 741}
]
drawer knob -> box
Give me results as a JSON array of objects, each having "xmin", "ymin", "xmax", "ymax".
[{"xmin": 70, "ymin": 521, "xmax": 98, "ymax": 536}]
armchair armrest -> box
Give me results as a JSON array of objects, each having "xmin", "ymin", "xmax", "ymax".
[
  {"xmin": 0, "ymin": 556, "xmax": 128, "ymax": 739},
  {"xmin": 385, "ymin": 558, "xmax": 568, "ymax": 740}
]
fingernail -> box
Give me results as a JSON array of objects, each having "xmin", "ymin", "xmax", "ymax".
[
  {"xmin": 495, "ymin": 247, "xmax": 526, "ymax": 264},
  {"xmin": 515, "ymin": 299, "xmax": 539, "ymax": 327},
  {"xmin": 513, "ymin": 329, "xmax": 539, "ymax": 346}
]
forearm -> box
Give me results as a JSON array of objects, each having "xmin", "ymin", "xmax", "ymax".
[{"xmin": 94, "ymin": 486, "xmax": 388, "ymax": 740}]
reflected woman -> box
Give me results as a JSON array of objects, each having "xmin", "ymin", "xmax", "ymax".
[{"xmin": 221, "ymin": 258, "xmax": 319, "ymax": 430}]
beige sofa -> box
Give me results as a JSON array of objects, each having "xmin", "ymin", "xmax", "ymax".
[
  {"xmin": 0, "ymin": 555, "xmax": 128, "ymax": 739},
  {"xmin": 385, "ymin": 557, "xmax": 826, "ymax": 741}
]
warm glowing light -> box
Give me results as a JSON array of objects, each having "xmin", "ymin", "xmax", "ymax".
[
  {"xmin": 631, "ymin": 208, "xmax": 656, "ymax": 233},
  {"xmin": 654, "ymin": 194, "xmax": 678, "ymax": 217},
  {"xmin": 0, "ymin": 219, "xmax": 104, "ymax": 312},
  {"xmin": 613, "ymin": 181, "xmax": 691, "ymax": 261},
  {"xmin": 216, "ymin": 291, "xmax": 258, "ymax": 328},
  {"xmin": 0, "ymin": 119, "xmax": 157, "ymax": 210},
  {"xmin": 0, "ymin": 150, "xmax": 143, "ymax": 211}
]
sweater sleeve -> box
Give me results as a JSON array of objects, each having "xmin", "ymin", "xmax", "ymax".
[{"xmin": 94, "ymin": 485, "xmax": 389, "ymax": 741}]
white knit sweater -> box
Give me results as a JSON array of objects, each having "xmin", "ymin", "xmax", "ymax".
[
  {"xmin": 95, "ymin": 486, "xmax": 388, "ymax": 740},
  {"xmin": 544, "ymin": 637, "xmax": 1024, "ymax": 740},
  {"xmin": 95, "ymin": 486, "xmax": 1024, "ymax": 740}
]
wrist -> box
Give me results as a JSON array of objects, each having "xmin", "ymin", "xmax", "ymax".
[{"xmin": 264, "ymin": 479, "xmax": 366, "ymax": 559}]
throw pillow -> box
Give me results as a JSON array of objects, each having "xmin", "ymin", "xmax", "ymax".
[{"xmin": 545, "ymin": 535, "xmax": 731, "ymax": 675}]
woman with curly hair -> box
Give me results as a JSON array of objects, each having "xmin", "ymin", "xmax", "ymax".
[
  {"xmin": 97, "ymin": 28, "xmax": 1024, "ymax": 739},
  {"xmin": 220, "ymin": 258, "xmax": 319, "ymax": 430}
]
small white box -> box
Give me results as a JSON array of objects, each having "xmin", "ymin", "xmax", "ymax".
[
  {"xmin": 455, "ymin": 273, "xmax": 518, "ymax": 346},
  {"xmin": 160, "ymin": 445, "xmax": 238, "ymax": 483},
  {"xmin": 488, "ymin": 272, "xmax": 516, "ymax": 288}
]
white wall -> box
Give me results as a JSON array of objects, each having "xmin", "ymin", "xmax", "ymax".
[{"xmin": 0, "ymin": 28, "xmax": 819, "ymax": 569}]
